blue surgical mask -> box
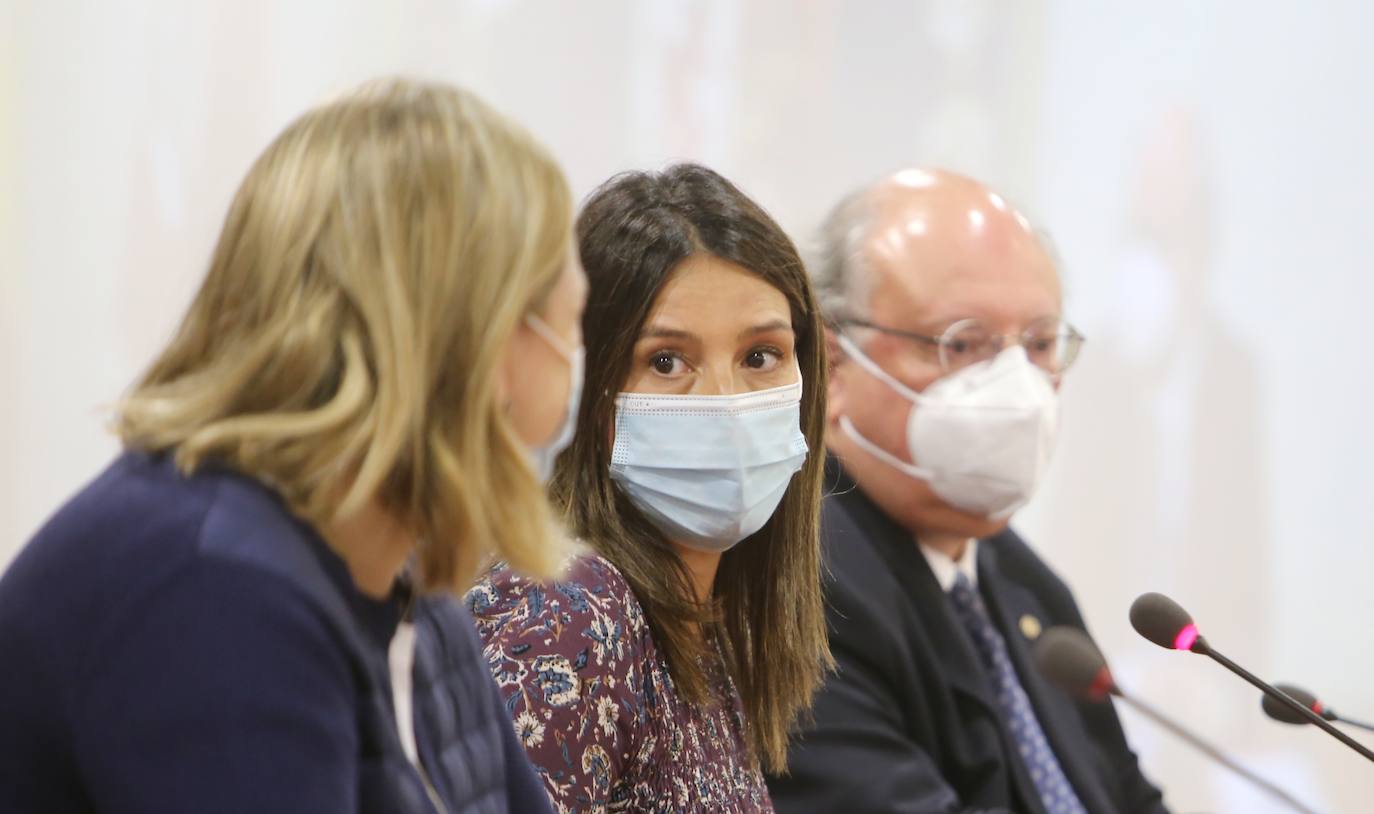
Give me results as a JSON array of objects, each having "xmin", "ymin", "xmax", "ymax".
[
  {"xmin": 609, "ymin": 379, "xmax": 809, "ymax": 552},
  {"xmin": 524, "ymin": 314, "xmax": 584, "ymax": 483}
]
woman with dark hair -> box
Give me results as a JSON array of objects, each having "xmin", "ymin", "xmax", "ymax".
[{"xmin": 467, "ymin": 163, "xmax": 831, "ymax": 812}]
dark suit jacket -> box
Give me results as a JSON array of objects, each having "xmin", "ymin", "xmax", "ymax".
[
  {"xmin": 768, "ymin": 462, "xmax": 1168, "ymax": 814},
  {"xmin": 0, "ymin": 451, "xmax": 551, "ymax": 814}
]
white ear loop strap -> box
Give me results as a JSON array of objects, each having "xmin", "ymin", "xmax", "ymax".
[
  {"xmin": 835, "ymin": 334, "xmax": 925, "ymax": 403},
  {"xmin": 525, "ymin": 313, "xmax": 576, "ymax": 361}
]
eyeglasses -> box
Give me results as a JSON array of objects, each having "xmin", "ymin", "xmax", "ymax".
[{"xmin": 838, "ymin": 316, "xmax": 1085, "ymax": 374}]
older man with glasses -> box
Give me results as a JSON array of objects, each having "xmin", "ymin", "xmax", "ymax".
[{"xmin": 767, "ymin": 169, "xmax": 1169, "ymax": 814}]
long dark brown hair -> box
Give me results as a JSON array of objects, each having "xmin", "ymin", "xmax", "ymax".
[{"xmin": 550, "ymin": 163, "xmax": 831, "ymax": 773}]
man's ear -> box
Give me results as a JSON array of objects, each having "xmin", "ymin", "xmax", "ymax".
[{"xmin": 824, "ymin": 326, "xmax": 847, "ymax": 427}]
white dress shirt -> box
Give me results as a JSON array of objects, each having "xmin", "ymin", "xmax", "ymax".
[{"xmin": 919, "ymin": 537, "xmax": 980, "ymax": 592}]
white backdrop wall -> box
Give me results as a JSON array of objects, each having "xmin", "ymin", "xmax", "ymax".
[{"xmin": 4, "ymin": 2, "xmax": 1372, "ymax": 811}]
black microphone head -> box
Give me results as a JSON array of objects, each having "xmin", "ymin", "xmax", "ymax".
[
  {"xmin": 1033, "ymin": 626, "xmax": 1117, "ymax": 702},
  {"xmin": 1263, "ymin": 683, "xmax": 1327, "ymax": 725},
  {"xmin": 1130, "ymin": 592, "xmax": 1201, "ymax": 651}
]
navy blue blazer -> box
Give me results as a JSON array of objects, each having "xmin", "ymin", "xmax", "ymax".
[
  {"xmin": 768, "ymin": 462, "xmax": 1168, "ymax": 814},
  {"xmin": 0, "ymin": 451, "xmax": 552, "ymax": 814}
]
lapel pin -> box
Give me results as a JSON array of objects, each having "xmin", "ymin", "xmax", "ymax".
[{"xmin": 1019, "ymin": 614, "xmax": 1043, "ymax": 640}]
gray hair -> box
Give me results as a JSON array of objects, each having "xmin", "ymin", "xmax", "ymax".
[{"xmin": 808, "ymin": 186, "xmax": 877, "ymax": 324}]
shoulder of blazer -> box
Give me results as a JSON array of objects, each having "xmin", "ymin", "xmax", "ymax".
[
  {"xmin": 817, "ymin": 467, "xmax": 967, "ymax": 670},
  {"xmin": 981, "ymin": 528, "xmax": 1084, "ymax": 628},
  {"xmin": 820, "ymin": 462, "xmax": 925, "ymax": 579}
]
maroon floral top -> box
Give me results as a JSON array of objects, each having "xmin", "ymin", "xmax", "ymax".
[{"xmin": 467, "ymin": 554, "xmax": 773, "ymax": 813}]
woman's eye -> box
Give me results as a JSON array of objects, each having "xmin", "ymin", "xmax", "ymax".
[
  {"xmin": 651, "ymin": 352, "xmax": 684, "ymax": 375},
  {"xmin": 744, "ymin": 348, "xmax": 782, "ymax": 370}
]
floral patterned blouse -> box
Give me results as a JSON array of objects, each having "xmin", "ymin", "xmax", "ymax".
[{"xmin": 466, "ymin": 554, "xmax": 774, "ymax": 814}]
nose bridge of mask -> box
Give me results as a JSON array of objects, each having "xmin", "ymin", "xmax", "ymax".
[
  {"xmin": 921, "ymin": 354, "xmax": 1055, "ymax": 428},
  {"xmin": 909, "ymin": 345, "xmax": 1054, "ymax": 458},
  {"xmin": 840, "ymin": 333, "xmax": 1046, "ymax": 407},
  {"xmin": 611, "ymin": 379, "xmax": 805, "ymax": 469}
]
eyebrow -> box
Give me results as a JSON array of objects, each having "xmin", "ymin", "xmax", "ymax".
[
  {"xmin": 638, "ymin": 326, "xmax": 699, "ymax": 342},
  {"xmin": 637, "ymin": 319, "xmax": 794, "ymax": 343},
  {"xmin": 738, "ymin": 320, "xmax": 793, "ymax": 340}
]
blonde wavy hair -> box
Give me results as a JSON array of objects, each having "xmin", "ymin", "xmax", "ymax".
[{"xmin": 117, "ymin": 78, "xmax": 574, "ymax": 590}]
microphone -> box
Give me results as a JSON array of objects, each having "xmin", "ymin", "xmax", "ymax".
[
  {"xmin": 1263, "ymin": 682, "xmax": 1374, "ymax": 734},
  {"xmin": 1129, "ymin": 592, "xmax": 1374, "ymax": 763},
  {"xmin": 1034, "ymin": 626, "xmax": 1321, "ymax": 814}
]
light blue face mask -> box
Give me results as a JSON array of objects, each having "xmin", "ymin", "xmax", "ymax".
[{"xmin": 609, "ymin": 378, "xmax": 809, "ymax": 552}]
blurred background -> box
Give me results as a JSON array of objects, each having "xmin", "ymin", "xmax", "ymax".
[{"xmin": 3, "ymin": 1, "xmax": 1371, "ymax": 810}]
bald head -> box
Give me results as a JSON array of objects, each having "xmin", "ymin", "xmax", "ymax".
[
  {"xmin": 817, "ymin": 168, "xmax": 1067, "ymax": 542},
  {"xmin": 814, "ymin": 168, "xmax": 1060, "ymax": 327}
]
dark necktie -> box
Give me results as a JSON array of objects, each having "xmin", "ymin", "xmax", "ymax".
[{"xmin": 948, "ymin": 572, "xmax": 1087, "ymax": 814}]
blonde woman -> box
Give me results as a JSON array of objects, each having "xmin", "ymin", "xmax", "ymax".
[{"xmin": 0, "ymin": 79, "xmax": 582, "ymax": 813}]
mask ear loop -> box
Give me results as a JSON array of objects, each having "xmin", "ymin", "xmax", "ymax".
[
  {"xmin": 833, "ymin": 334, "xmax": 926, "ymax": 480},
  {"xmin": 836, "ymin": 415, "xmax": 930, "ymax": 480},
  {"xmin": 523, "ymin": 313, "xmax": 584, "ymax": 485},
  {"xmin": 525, "ymin": 313, "xmax": 578, "ymax": 362},
  {"xmin": 833, "ymin": 334, "xmax": 940, "ymax": 483},
  {"xmin": 840, "ymin": 334, "xmax": 1048, "ymax": 412},
  {"xmin": 835, "ymin": 334, "xmax": 925, "ymax": 404}
]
